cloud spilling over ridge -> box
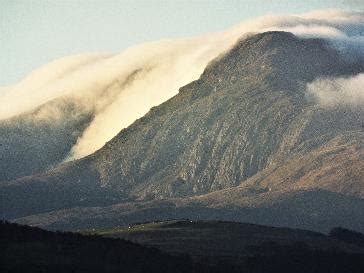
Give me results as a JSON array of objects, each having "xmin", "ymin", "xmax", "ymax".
[
  {"xmin": 1, "ymin": 9, "xmax": 363, "ymax": 160},
  {"xmin": 306, "ymin": 73, "xmax": 364, "ymax": 107}
]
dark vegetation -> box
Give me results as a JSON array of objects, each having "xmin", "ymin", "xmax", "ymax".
[
  {"xmin": 91, "ymin": 219, "xmax": 364, "ymax": 272},
  {"xmin": 329, "ymin": 227, "xmax": 364, "ymax": 248},
  {"xmin": 242, "ymin": 243, "xmax": 364, "ymax": 273},
  {"xmin": 3, "ymin": 220, "xmax": 364, "ymax": 273},
  {"xmin": 0, "ymin": 220, "xmax": 212, "ymax": 273}
]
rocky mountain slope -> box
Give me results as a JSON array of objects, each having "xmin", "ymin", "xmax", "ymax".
[
  {"xmin": 1, "ymin": 31, "xmax": 363, "ymax": 232},
  {"xmin": 90, "ymin": 31, "xmax": 362, "ymax": 199}
]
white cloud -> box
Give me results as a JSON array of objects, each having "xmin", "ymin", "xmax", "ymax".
[{"xmin": 306, "ymin": 73, "xmax": 364, "ymax": 107}]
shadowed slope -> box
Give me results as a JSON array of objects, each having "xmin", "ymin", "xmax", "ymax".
[
  {"xmin": 0, "ymin": 221, "xmax": 211, "ymax": 273},
  {"xmin": 0, "ymin": 98, "xmax": 93, "ymax": 181},
  {"xmin": 14, "ymin": 189, "xmax": 364, "ymax": 233}
]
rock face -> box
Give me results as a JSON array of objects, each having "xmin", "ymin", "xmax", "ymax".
[
  {"xmin": 90, "ymin": 31, "xmax": 362, "ymax": 198},
  {"xmin": 1, "ymin": 31, "xmax": 363, "ymax": 231}
]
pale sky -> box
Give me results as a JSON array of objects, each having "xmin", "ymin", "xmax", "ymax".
[{"xmin": 1, "ymin": 0, "xmax": 363, "ymax": 85}]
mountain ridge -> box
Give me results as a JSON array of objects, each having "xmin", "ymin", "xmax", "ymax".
[{"xmin": 1, "ymin": 31, "xmax": 363, "ymax": 232}]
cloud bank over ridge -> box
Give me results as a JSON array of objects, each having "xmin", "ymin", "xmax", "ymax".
[{"xmin": 1, "ymin": 9, "xmax": 363, "ymax": 160}]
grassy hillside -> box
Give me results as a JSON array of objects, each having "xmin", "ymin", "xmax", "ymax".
[
  {"xmin": 0, "ymin": 220, "xmax": 211, "ymax": 273},
  {"xmin": 92, "ymin": 220, "xmax": 364, "ymax": 272},
  {"xmin": 3, "ymin": 220, "xmax": 364, "ymax": 273}
]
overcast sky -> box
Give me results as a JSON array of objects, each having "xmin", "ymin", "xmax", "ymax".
[{"xmin": 1, "ymin": 0, "xmax": 363, "ymax": 85}]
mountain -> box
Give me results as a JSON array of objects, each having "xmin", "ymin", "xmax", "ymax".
[
  {"xmin": 90, "ymin": 31, "xmax": 362, "ymax": 199},
  {"xmin": 1, "ymin": 31, "xmax": 363, "ymax": 232}
]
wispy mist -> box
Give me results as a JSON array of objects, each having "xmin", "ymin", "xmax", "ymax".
[
  {"xmin": 307, "ymin": 73, "xmax": 364, "ymax": 107},
  {"xmin": 1, "ymin": 9, "xmax": 363, "ymax": 160}
]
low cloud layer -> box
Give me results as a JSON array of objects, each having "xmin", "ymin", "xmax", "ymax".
[
  {"xmin": 1, "ymin": 9, "xmax": 363, "ymax": 160},
  {"xmin": 306, "ymin": 73, "xmax": 364, "ymax": 107}
]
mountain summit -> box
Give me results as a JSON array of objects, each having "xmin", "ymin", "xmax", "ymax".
[{"xmin": 1, "ymin": 31, "xmax": 363, "ymax": 232}]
